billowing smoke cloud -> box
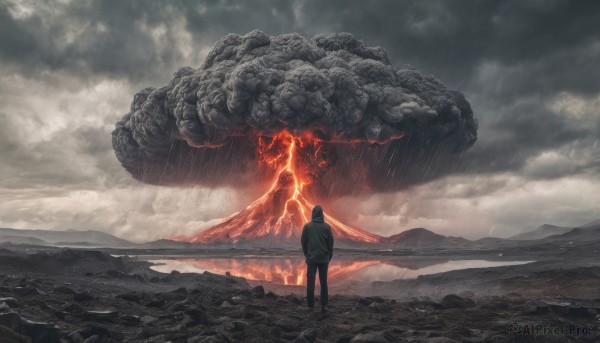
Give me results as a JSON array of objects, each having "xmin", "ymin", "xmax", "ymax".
[{"xmin": 112, "ymin": 31, "xmax": 477, "ymax": 195}]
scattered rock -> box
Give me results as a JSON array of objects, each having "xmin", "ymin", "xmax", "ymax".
[
  {"xmin": 366, "ymin": 297, "xmax": 385, "ymax": 303},
  {"xmin": 349, "ymin": 331, "xmax": 393, "ymax": 343},
  {"xmin": 0, "ymin": 297, "xmax": 21, "ymax": 308},
  {"xmin": 242, "ymin": 307, "xmax": 261, "ymax": 320},
  {"xmin": 53, "ymin": 286, "xmax": 75, "ymax": 294},
  {"xmin": 12, "ymin": 287, "xmax": 39, "ymax": 296},
  {"xmin": 78, "ymin": 325, "xmax": 110, "ymax": 340},
  {"xmin": 440, "ymin": 294, "xmax": 474, "ymax": 309},
  {"xmin": 82, "ymin": 335, "xmax": 99, "ymax": 343},
  {"xmin": 449, "ymin": 325, "xmax": 472, "ymax": 337},
  {"xmin": 368, "ymin": 302, "xmax": 391, "ymax": 313},
  {"xmin": 0, "ymin": 325, "xmax": 31, "ymax": 343},
  {"xmin": 84, "ymin": 310, "xmax": 119, "ymax": 322},
  {"xmin": 136, "ymin": 324, "xmax": 187, "ymax": 339},
  {"xmin": 295, "ymin": 328, "xmax": 318, "ymax": 342},
  {"xmin": 458, "ymin": 291, "xmax": 475, "ymax": 298},
  {"xmin": 167, "ymin": 301, "xmax": 190, "ymax": 312},
  {"xmin": 73, "ymin": 291, "xmax": 93, "ymax": 302},
  {"xmin": 3, "ymin": 246, "xmax": 600, "ymax": 342},
  {"xmin": 0, "ymin": 312, "xmax": 60, "ymax": 343},
  {"xmin": 251, "ymin": 285, "xmax": 265, "ymax": 298},
  {"xmin": 119, "ymin": 314, "xmax": 141, "ymax": 326},
  {"xmin": 358, "ymin": 298, "xmax": 371, "ymax": 306},
  {"xmin": 190, "ymin": 336, "xmax": 227, "ymax": 343},
  {"xmin": 67, "ymin": 330, "xmax": 85, "ymax": 343},
  {"xmin": 63, "ymin": 303, "xmax": 84, "ymax": 314},
  {"xmin": 409, "ymin": 300, "xmax": 444, "ymax": 312},
  {"xmin": 530, "ymin": 303, "xmax": 549, "ymax": 315},
  {"xmin": 185, "ymin": 308, "xmax": 212, "ymax": 325},
  {"xmin": 247, "ymin": 303, "xmax": 268, "ymax": 311},
  {"xmin": 336, "ymin": 335, "xmax": 354, "ymax": 343},
  {"xmin": 275, "ymin": 318, "xmax": 300, "ymax": 331},
  {"xmin": 145, "ymin": 298, "xmax": 166, "ymax": 308},
  {"xmin": 221, "ymin": 300, "xmax": 233, "ymax": 308},
  {"xmin": 290, "ymin": 296, "xmax": 302, "ymax": 305},
  {"xmin": 140, "ymin": 315, "xmax": 158, "ymax": 325},
  {"xmin": 170, "ymin": 287, "xmax": 188, "ymax": 294},
  {"xmin": 282, "ymin": 332, "xmax": 300, "ymax": 340},
  {"xmin": 116, "ymin": 292, "xmax": 140, "ymax": 303},
  {"xmin": 545, "ymin": 302, "xmax": 600, "ymax": 318},
  {"xmin": 224, "ymin": 320, "xmax": 249, "ymax": 333}
]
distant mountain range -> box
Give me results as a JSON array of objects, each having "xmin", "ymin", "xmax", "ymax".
[
  {"xmin": 0, "ymin": 228, "xmax": 135, "ymax": 247},
  {"xmin": 509, "ymin": 224, "xmax": 573, "ymax": 240},
  {"xmin": 1, "ymin": 218, "xmax": 599, "ymax": 250},
  {"xmin": 538, "ymin": 222, "xmax": 600, "ymax": 243},
  {"xmin": 145, "ymin": 218, "xmax": 600, "ymax": 249},
  {"xmin": 509, "ymin": 219, "xmax": 600, "ymax": 241},
  {"xmin": 382, "ymin": 228, "xmax": 470, "ymax": 248}
]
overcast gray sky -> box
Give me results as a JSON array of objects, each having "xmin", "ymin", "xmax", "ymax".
[{"xmin": 0, "ymin": 0, "xmax": 598, "ymax": 242}]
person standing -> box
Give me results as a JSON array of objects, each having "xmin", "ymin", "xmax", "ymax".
[{"xmin": 301, "ymin": 205, "xmax": 334, "ymax": 313}]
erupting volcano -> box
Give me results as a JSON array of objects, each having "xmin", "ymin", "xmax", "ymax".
[
  {"xmin": 174, "ymin": 132, "xmax": 383, "ymax": 245},
  {"xmin": 112, "ymin": 31, "xmax": 478, "ymax": 247}
]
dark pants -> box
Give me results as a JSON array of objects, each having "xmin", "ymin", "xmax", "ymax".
[{"xmin": 306, "ymin": 262, "xmax": 328, "ymax": 308}]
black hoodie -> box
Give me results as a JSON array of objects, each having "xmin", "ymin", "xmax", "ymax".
[{"xmin": 301, "ymin": 205, "xmax": 334, "ymax": 263}]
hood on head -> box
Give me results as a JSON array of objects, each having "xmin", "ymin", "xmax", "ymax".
[{"xmin": 312, "ymin": 205, "xmax": 324, "ymax": 223}]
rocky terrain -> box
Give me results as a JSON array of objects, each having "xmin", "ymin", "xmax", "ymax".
[{"xmin": 0, "ymin": 247, "xmax": 599, "ymax": 342}]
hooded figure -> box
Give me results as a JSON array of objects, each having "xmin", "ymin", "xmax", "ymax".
[{"xmin": 301, "ymin": 205, "xmax": 334, "ymax": 312}]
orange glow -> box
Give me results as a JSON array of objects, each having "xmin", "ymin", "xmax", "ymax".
[
  {"xmin": 174, "ymin": 131, "xmax": 383, "ymax": 244},
  {"xmin": 176, "ymin": 258, "xmax": 382, "ymax": 285}
]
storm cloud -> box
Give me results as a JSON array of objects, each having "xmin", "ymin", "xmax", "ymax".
[
  {"xmin": 1, "ymin": 0, "xmax": 599, "ymax": 239},
  {"xmin": 112, "ymin": 31, "xmax": 477, "ymax": 194}
]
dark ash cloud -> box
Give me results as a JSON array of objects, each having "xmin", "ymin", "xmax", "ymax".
[{"xmin": 112, "ymin": 31, "xmax": 477, "ymax": 195}]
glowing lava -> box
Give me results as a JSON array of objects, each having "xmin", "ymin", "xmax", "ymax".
[
  {"xmin": 174, "ymin": 258, "xmax": 382, "ymax": 285},
  {"xmin": 174, "ymin": 132, "xmax": 383, "ymax": 245}
]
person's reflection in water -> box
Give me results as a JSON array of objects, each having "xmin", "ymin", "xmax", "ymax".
[{"xmin": 301, "ymin": 205, "xmax": 334, "ymax": 313}]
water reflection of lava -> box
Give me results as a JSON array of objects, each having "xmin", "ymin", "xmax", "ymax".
[{"xmin": 175, "ymin": 258, "xmax": 381, "ymax": 286}]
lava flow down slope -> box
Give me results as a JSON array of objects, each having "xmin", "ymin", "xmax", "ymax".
[
  {"xmin": 112, "ymin": 31, "xmax": 478, "ymax": 247},
  {"xmin": 174, "ymin": 132, "xmax": 383, "ymax": 246}
]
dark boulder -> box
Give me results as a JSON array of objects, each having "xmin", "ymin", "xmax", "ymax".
[
  {"xmin": 0, "ymin": 325, "xmax": 31, "ymax": 343},
  {"xmin": 441, "ymin": 294, "xmax": 474, "ymax": 309},
  {"xmin": 0, "ymin": 312, "xmax": 60, "ymax": 343},
  {"xmin": 53, "ymin": 286, "xmax": 75, "ymax": 294},
  {"xmin": 251, "ymin": 285, "xmax": 265, "ymax": 298},
  {"xmin": 0, "ymin": 297, "xmax": 21, "ymax": 308},
  {"xmin": 116, "ymin": 291, "xmax": 140, "ymax": 303},
  {"xmin": 84, "ymin": 310, "xmax": 119, "ymax": 322},
  {"xmin": 185, "ymin": 308, "xmax": 212, "ymax": 325},
  {"xmin": 349, "ymin": 331, "xmax": 394, "ymax": 343},
  {"xmin": 73, "ymin": 291, "xmax": 94, "ymax": 302},
  {"xmin": 120, "ymin": 315, "xmax": 141, "ymax": 327},
  {"xmin": 12, "ymin": 287, "xmax": 39, "ymax": 296},
  {"xmin": 275, "ymin": 318, "xmax": 300, "ymax": 331}
]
